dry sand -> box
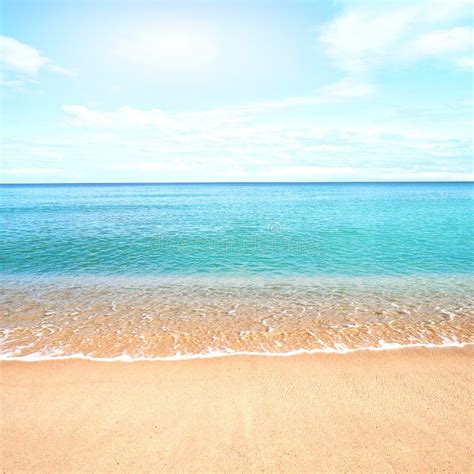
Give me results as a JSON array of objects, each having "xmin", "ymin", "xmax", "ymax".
[{"xmin": 1, "ymin": 346, "xmax": 473, "ymax": 472}]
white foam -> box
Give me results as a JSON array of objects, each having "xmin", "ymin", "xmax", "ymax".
[{"xmin": 0, "ymin": 340, "xmax": 471, "ymax": 363}]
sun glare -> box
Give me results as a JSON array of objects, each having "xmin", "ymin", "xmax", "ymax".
[{"xmin": 118, "ymin": 24, "xmax": 218, "ymax": 71}]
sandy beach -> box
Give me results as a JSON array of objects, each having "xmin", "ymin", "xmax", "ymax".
[{"xmin": 1, "ymin": 346, "xmax": 473, "ymax": 472}]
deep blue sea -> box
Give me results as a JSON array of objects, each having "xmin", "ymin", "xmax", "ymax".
[{"xmin": 1, "ymin": 183, "xmax": 472, "ymax": 359}]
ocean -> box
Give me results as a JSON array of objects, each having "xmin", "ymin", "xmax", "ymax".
[{"xmin": 1, "ymin": 182, "xmax": 473, "ymax": 359}]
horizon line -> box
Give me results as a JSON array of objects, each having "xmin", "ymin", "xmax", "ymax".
[{"xmin": 0, "ymin": 180, "xmax": 473, "ymax": 186}]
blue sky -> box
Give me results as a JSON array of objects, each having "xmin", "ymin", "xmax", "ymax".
[{"xmin": 1, "ymin": 0, "xmax": 473, "ymax": 183}]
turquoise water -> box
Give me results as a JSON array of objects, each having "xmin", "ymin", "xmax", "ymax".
[
  {"xmin": 1, "ymin": 182, "xmax": 473, "ymax": 277},
  {"xmin": 1, "ymin": 182, "xmax": 473, "ymax": 359}
]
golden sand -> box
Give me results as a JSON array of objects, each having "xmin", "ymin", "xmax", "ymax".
[{"xmin": 1, "ymin": 346, "xmax": 473, "ymax": 472}]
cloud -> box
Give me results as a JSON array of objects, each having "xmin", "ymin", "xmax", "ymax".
[
  {"xmin": 319, "ymin": 77, "xmax": 374, "ymax": 98},
  {"xmin": 0, "ymin": 35, "xmax": 72, "ymax": 87},
  {"xmin": 456, "ymin": 57, "xmax": 474, "ymax": 69},
  {"xmin": 56, "ymin": 85, "xmax": 472, "ymax": 183},
  {"xmin": 406, "ymin": 27, "xmax": 473, "ymax": 58},
  {"xmin": 320, "ymin": 6, "xmax": 415, "ymax": 72},
  {"xmin": 264, "ymin": 166, "xmax": 358, "ymax": 178},
  {"xmin": 62, "ymin": 105, "xmax": 177, "ymax": 129},
  {"xmin": 62, "ymin": 78, "xmax": 374, "ymax": 131},
  {"xmin": 306, "ymin": 145, "xmax": 351, "ymax": 153},
  {"xmin": 3, "ymin": 117, "xmax": 472, "ymax": 183},
  {"xmin": 2, "ymin": 167, "xmax": 65, "ymax": 175},
  {"xmin": 320, "ymin": 1, "xmax": 473, "ymax": 73}
]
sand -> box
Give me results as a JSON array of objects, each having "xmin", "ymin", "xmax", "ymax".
[{"xmin": 1, "ymin": 346, "xmax": 473, "ymax": 472}]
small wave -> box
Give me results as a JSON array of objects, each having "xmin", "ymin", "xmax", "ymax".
[{"xmin": 1, "ymin": 340, "xmax": 470, "ymax": 363}]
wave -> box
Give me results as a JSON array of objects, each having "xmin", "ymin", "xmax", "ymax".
[{"xmin": 1, "ymin": 340, "xmax": 471, "ymax": 363}]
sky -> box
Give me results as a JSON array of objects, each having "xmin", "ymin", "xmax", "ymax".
[{"xmin": 0, "ymin": 0, "xmax": 473, "ymax": 183}]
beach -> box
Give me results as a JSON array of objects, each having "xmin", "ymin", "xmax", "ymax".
[
  {"xmin": 2, "ymin": 0, "xmax": 474, "ymax": 468},
  {"xmin": 2, "ymin": 346, "xmax": 472, "ymax": 472}
]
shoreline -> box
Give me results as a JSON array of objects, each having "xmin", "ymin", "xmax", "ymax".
[
  {"xmin": 0, "ymin": 339, "xmax": 471, "ymax": 362},
  {"xmin": 2, "ymin": 273, "xmax": 472, "ymax": 359},
  {"xmin": 2, "ymin": 345, "xmax": 472, "ymax": 472}
]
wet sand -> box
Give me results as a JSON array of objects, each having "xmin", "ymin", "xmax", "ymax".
[
  {"xmin": 3, "ymin": 277, "xmax": 473, "ymax": 359},
  {"xmin": 1, "ymin": 346, "xmax": 473, "ymax": 472}
]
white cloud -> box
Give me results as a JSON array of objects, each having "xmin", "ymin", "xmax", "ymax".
[
  {"xmin": 0, "ymin": 35, "xmax": 72, "ymax": 87},
  {"xmin": 320, "ymin": 1, "xmax": 473, "ymax": 72},
  {"xmin": 242, "ymin": 78, "xmax": 373, "ymax": 111},
  {"xmin": 306, "ymin": 145, "xmax": 351, "ymax": 152},
  {"xmin": 264, "ymin": 166, "xmax": 357, "ymax": 177},
  {"xmin": 320, "ymin": 6, "xmax": 416, "ymax": 72},
  {"xmin": 2, "ymin": 167, "xmax": 65, "ymax": 175},
  {"xmin": 47, "ymin": 63, "xmax": 74, "ymax": 76},
  {"xmin": 57, "ymin": 95, "xmax": 472, "ymax": 182},
  {"xmin": 63, "ymin": 105, "xmax": 177, "ymax": 129},
  {"xmin": 3, "ymin": 117, "xmax": 472, "ymax": 183},
  {"xmin": 319, "ymin": 77, "xmax": 374, "ymax": 98},
  {"xmin": 456, "ymin": 57, "xmax": 474, "ymax": 69},
  {"xmin": 406, "ymin": 27, "xmax": 473, "ymax": 58},
  {"xmin": 62, "ymin": 78, "xmax": 373, "ymax": 131},
  {"xmin": 0, "ymin": 36, "xmax": 46, "ymax": 75}
]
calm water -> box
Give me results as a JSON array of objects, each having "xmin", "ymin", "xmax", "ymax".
[
  {"xmin": 1, "ymin": 182, "xmax": 473, "ymax": 277},
  {"xmin": 1, "ymin": 183, "xmax": 473, "ymax": 359}
]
